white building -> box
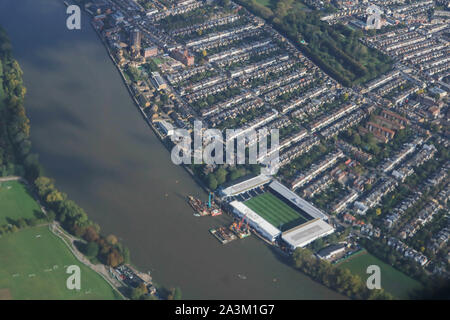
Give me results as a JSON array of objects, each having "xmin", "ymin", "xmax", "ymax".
[
  {"xmin": 269, "ymin": 180, "xmax": 329, "ymax": 220},
  {"xmin": 157, "ymin": 120, "xmax": 174, "ymax": 136},
  {"xmin": 219, "ymin": 174, "xmax": 272, "ymax": 197},
  {"xmin": 282, "ymin": 219, "xmax": 335, "ymax": 249},
  {"xmin": 230, "ymin": 201, "xmax": 281, "ymax": 242}
]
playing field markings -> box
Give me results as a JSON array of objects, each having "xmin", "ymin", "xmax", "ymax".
[
  {"xmin": 259, "ymin": 194, "xmax": 301, "ymax": 222},
  {"xmin": 258, "ymin": 197, "xmax": 294, "ymax": 223},
  {"xmin": 244, "ymin": 192, "xmax": 308, "ymax": 229},
  {"xmin": 249, "ymin": 196, "xmax": 293, "ymax": 224}
]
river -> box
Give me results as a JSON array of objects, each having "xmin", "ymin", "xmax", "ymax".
[{"xmin": 0, "ymin": 0, "xmax": 344, "ymax": 299}]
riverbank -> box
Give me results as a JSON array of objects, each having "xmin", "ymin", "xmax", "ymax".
[
  {"xmin": 49, "ymin": 222, "xmax": 127, "ymax": 299},
  {"xmin": 0, "ymin": 0, "xmax": 344, "ymax": 298},
  {"xmin": 89, "ymin": 17, "xmax": 212, "ymax": 196}
]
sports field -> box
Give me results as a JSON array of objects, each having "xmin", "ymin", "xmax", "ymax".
[
  {"xmin": 337, "ymin": 249, "xmax": 423, "ymax": 299},
  {"xmin": 0, "ymin": 226, "xmax": 121, "ymax": 300},
  {"xmin": 244, "ymin": 192, "xmax": 310, "ymax": 230},
  {"xmin": 0, "ymin": 180, "xmax": 43, "ymax": 225}
]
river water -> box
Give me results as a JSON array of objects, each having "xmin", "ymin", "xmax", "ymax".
[{"xmin": 0, "ymin": 0, "xmax": 343, "ymax": 299}]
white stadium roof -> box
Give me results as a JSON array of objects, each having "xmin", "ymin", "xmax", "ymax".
[
  {"xmin": 230, "ymin": 200, "xmax": 281, "ymax": 240},
  {"xmin": 282, "ymin": 218, "xmax": 334, "ymax": 249},
  {"xmin": 220, "ymin": 174, "xmax": 272, "ymax": 197},
  {"xmin": 269, "ymin": 180, "xmax": 328, "ymax": 220}
]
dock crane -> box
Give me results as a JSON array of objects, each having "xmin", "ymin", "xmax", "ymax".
[{"xmin": 208, "ymin": 192, "xmax": 212, "ymax": 209}]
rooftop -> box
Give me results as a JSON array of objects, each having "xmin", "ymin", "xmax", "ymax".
[
  {"xmin": 269, "ymin": 180, "xmax": 329, "ymax": 220},
  {"xmin": 220, "ymin": 174, "xmax": 272, "ymax": 197},
  {"xmin": 230, "ymin": 200, "xmax": 281, "ymax": 239},
  {"xmin": 282, "ymin": 218, "xmax": 335, "ymax": 248}
]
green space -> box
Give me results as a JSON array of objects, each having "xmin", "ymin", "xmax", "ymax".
[
  {"xmin": 244, "ymin": 191, "xmax": 310, "ymax": 230},
  {"xmin": 0, "ymin": 226, "xmax": 121, "ymax": 300},
  {"xmin": 341, "ymin": 121, "xmax": 414, "ymax": 167},
  {"xmin": 235, "ymin": 0, "xmax": 393, "ymax": 86},
  {"xmin": 337, "ymin": 249, "xmax": 423, "ymax": 299},
  {"xmin": 0, "ymin": 180, "xmax": 42, "ymax": 225},
  {"xmin": 254, "ymin": 0, "xmax": 272, "ymax": 8},
  {"xmin": 311, "ymin": 181, "xmax": 346, "ymax": 213}
]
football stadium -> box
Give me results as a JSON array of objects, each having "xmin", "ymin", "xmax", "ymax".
[
  {"xmin": 223, "ymin": 175, "xmax": 334, "ymax": 248},
  {"xmin": 244, "ymin": 189, "xmax": 311, "ymax": 231}
]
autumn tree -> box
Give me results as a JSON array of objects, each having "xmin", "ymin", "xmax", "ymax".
[{"xmin": 106, "ymin": 248, "xmax": 124, "ymax": 267}]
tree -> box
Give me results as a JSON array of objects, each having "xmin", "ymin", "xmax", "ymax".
[
  {"xmin": 46, "ymin": 190, "xmax": 64, "ymax": 203},
  {"xmin": 46, "ymin": 210, "xmax": 56, "ymax": 222},
  {"xmin": 215, "ymin": 167, "xmax": 227, "ymax": 185},
  {"xmin": 352, "ymin": 133, "xmax": 361, "ymax": 146},
  {"xmin": 207, "ymin": 174, "xmax": 218, "ymax": 190},
  {"xmin": 250, "ymin": 164, "xmax": 261, "ymax": 175},
  {"xmin": 16, "ymin": 218, "xmax": 27, "ymax": 229},
  {"xmin": 106, "ymin": 234, "xmax": 118, "ymax": 245},
  {"xmin": 131, "ymin": 283, "xmax": 148, "ymax": 300},
  {"xmin": 106, "ymin": 249, "xmax": 124, "ymax": 267},
  {"xmin": 84, "ymin": 241, "xmax": 99, "ymax": 258},
  {"xmin": 34, "ymin": 176, "xmax": 55, "ymax": 198},
  {"xmin": 26, "ymin": 217, "xmax": 38, "ymax": 227},
  {"xmin": 83, "ymin": 226, "xmax": 100, "ymax": 242},
  {"xmin": 168, "ymin": 287, "xmax": 182, "ymax": 300}
]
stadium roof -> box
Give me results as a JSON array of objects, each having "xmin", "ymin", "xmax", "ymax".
[
  {"xmin": 269, "ymin": 180, "xmax": 328, "ymax": 220},
  {"xmin": 220, "ymin": 174, "xmax": 272, "ymax": 197},
  {"xmin": 282, "ymin": 218, "xmax": 335, "ymax": 249},
  {"xmin": 230, "ymin": 201, "xmax": 281, "ymax": 240}
]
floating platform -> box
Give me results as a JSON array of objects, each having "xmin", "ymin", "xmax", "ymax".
[
  {"xmin": 209, "ymin": 227, "xmax": 237, "ymax": 244},
  {"xmin": 230, "ymin": 221, "xmax": 251, "ymax": 239},
  {"xmin": 188, "ymin": 196, "xmax": 209, "ymax": 216},
  {"xmin": 188, "ymin": 195, "xmax": 223, "ymax": 217}
]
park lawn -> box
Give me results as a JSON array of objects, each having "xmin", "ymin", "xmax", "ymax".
[
  {"xmin": 244, "ymin": 192, "xmax": 309, "ymax": 230},
  {"xmin": 0, "ymin": 226, "xmax": 121, "ymax": 300},
  {"xmin": 337, "ymin": 250, "xmax": 423, "ymax": 299},
  {"xmin": 0, "ymin": 180, "xmax": 43, "ymax": 225}
]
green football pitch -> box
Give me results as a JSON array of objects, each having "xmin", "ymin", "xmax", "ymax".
[
  {"xmin": 244, "ymin": 192, "xmax": 311, "ymax": 230},
  {"xmin": 0, "ymin": 226, "xmax": 121, "ymax": 300}
]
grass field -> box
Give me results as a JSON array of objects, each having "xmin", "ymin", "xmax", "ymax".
[
  {"xmin": 0, "ymin": 180, "xmax": 43, "ymax": 225},
  {"xmin": 244, "ymin": 192, "xmax": 310, "ymax": 230},
  {"xmin": 0, "ymin": 226, "xmax": 121, "ymax": 300},
  {"xmin": 337, "ymin": 250, "xmax": 423, "ymax": 299}
]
